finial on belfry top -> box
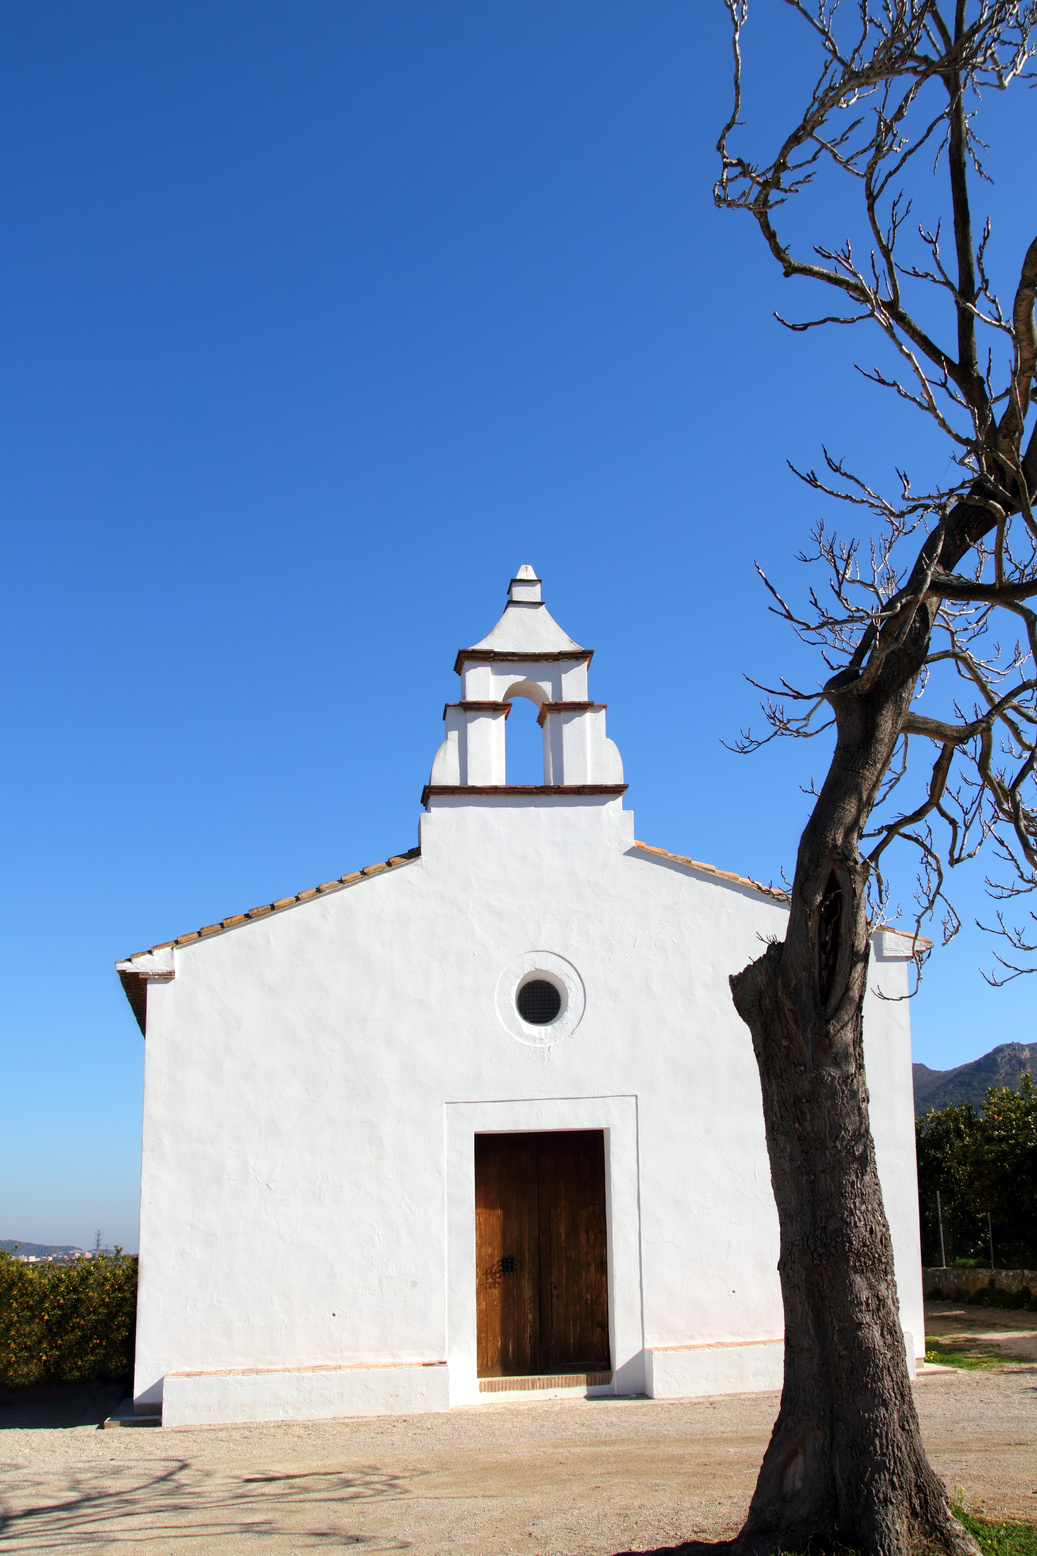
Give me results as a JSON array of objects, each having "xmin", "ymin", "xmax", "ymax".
[{"xmin": 508, "ymin": 565, "xmax": 542, "ymax": 605}]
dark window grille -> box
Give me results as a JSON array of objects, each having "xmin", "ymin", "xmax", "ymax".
[{"xmin": 516, "ymin": 979, "xmax": 562, "ymax": 1025}]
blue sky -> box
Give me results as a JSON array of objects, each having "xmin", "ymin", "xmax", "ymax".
[{"xmin": 1, "ymin": 1, "xmax": 1033, "ymax": 1251}]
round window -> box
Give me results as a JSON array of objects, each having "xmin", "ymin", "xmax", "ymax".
[
  {"xmin": 495, "ymin": 952, "xmax": 584, "ymax": 1045},
  {"xmin": 516, "ymin": 978, "xmax": 562, "ymax": 1025}
]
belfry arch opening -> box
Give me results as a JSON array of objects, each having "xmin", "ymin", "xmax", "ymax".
[{"xmin": 504, "ymin": 686, "xmax": 546, "ymax": 785}]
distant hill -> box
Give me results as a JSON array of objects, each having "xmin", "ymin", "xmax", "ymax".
[
  {"xmin": 0, "ymin": 1239, "xmax": 84, "ymax": 1258},
  {"xmin": 913, "ymin": 1041, "xmax": 1035, "ymax": 1114}
]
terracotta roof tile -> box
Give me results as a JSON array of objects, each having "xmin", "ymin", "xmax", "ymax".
[
  {"xmin": 120, "ymin": 846, "xmax": 421, "ymax": 962},
  {"xmin": 633, "ymin": 841, "xmax": 790, "ymax": 902}
]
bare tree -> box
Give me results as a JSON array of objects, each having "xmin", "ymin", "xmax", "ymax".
[{"xmin": 714, "ymin": 3, "xmax": 1037, "ymax": 1553}]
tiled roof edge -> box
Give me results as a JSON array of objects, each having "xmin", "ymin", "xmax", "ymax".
[
  {"xmin": 634, "ymin": 843, "xmax": 935, "ymax": 946},
  {"xmin": 875, "ymin": 924, "xmax": 934, "ymax": 951},
  {"xmin": 122, "ymin": 847, "xmax": 421, "ymax": 961},
  {"xmin": 123, "ymin": 838, "xmax": 931, "ymax": 964},
  {"xmin": 633, "ymin": 841, "xmax": 790, "ymax": 902}
]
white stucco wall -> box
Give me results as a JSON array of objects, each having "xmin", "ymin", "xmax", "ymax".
[{"xmin": 131, "ymin": 793, "xmax": 923, "ymax": 1420}]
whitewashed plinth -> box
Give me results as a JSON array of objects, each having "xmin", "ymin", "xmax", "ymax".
[
  {"xmin": 645, "ymin": 1330, "xmax": 916, "ymax": 1401},
  {"xmin": 161, "ymin": 1361, "xmax": 450, "ymax": 1426},
  {"xmin": 646, "ymin": 1340, "xmax": 784, "ymax": 1398}
]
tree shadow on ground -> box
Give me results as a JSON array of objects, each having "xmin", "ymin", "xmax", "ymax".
[
  {"xmin": 613, "ymin": 1544, "xmax": 736, "ymax": 1555},
  {"xmin": 0, "ymin": 1456, "xmax": 420, "ymax": 1551},
  {"xmin": 0, "ymin": 1380, "xmax": 125, "ymax": 1430}
]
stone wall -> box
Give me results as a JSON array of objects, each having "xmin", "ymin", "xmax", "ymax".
[{"xmin": 923, "ymin": 1266, "xmax": 1037, "ymax": 1303}]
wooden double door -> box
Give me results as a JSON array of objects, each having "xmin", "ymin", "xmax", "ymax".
[{"xmin": 475, "ymin": 1130, "xmax": 611, "ymax": 1378}]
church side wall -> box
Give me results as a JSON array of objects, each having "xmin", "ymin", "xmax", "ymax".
[{"xmin": 862, "ymin": 945, "xmax": 926, "ymax": 1360}]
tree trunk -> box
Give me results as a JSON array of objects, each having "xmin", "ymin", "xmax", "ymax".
[{"xmin": 729, "ymin": 635, "xmax": 979, "ymax": 1556}]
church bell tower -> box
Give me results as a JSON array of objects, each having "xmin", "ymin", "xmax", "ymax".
[{"xmin": 423, "ymin": 566, "xmax": 626, "ymax": 804}]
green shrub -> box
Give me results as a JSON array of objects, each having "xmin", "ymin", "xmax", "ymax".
[
  {"xmin": 916, "ymin": 1074, "xmax": 1037, "ymax": 1268},
  {"xmin": 0, "ymin": 1249, "xmax": 137, "ymax": 1387}
]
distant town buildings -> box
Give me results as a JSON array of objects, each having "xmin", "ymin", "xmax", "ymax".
[{"xmin": 1, "ymin": 1240, "xmax": 111, "ymax": 1263}]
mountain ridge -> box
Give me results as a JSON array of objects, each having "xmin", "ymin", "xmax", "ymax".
[{"xmin": 913, "ymin": 1041, "xmax": 1035, "ymax": 1114}]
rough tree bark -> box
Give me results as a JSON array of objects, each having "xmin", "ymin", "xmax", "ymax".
[{"xmin": 730, "ymin": 577, "xmax": 965, "ymax": 1556}]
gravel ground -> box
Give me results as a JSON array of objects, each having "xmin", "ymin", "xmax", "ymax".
[{"xmin": 0, "ymin": 1328, "xmax": 1033, "ymax": 1554}]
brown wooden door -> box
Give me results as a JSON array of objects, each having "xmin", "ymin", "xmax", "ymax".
[{"xmin": 475, "ymin": 1130, "xmax": 610, "ymax": 1378}]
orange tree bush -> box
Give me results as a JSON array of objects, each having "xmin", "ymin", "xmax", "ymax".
[
  {"xmin": 917, "ymin": 1075, "xmax": 1037, "ymax": 1269},
  {"xmin": 0, "ymin": 1249, "xmax": 137, "ymax": 1387}
]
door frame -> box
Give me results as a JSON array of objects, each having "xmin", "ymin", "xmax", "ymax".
[{"xmin": 444, "ymin": 1094, "xmax": 644, "ymax": 1406}]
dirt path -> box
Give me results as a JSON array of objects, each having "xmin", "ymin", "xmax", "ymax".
[{"xmin": 0, "ymin": 1357, "xmax": 1033, "ymax": 1553}]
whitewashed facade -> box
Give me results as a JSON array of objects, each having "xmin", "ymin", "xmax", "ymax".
[{"xmin": 118, "ymin": 567, "xmax": 924, "ymax": 1426}]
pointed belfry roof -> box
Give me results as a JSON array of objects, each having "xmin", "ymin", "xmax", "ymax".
[{"xmin": 463, "ymin": 564, "xmax": 584, "ymax": 658}]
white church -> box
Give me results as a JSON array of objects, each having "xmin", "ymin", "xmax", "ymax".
[{"xmin": 118, "ymin": 567, "xmax": 924, "ymax": 1427}]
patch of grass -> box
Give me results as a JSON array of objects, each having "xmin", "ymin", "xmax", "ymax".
[
  {"xmin": 743, "ymin": 1509, "xmax": 1037, "ymax": 1556},
  {"xmin": 952, "ymin": 1505, "xmax": 1037, "ymax": 1556},
  {"xmin": 924, "ymin": 1337, "xmax": 1007, "ymax": 1370}
]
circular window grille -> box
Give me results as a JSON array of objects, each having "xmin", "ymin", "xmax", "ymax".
[{"xmin": 516, "ymin": 979, "xmax": 562, "ymax": 1025}]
